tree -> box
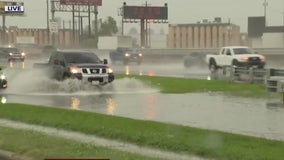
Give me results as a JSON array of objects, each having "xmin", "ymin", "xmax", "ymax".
[
  {"xmin": 128, "ymin": 27, "xmax": 138, "ymax": 35},
  {"xmin": 98, "ymin": 16, "xmax": 118, "ymax": 36}
]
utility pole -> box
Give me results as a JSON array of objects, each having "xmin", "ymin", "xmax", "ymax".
[
  {"xmin": 72, "ymin": 5, "xmax": 75, "ymax": 45},
  {"xmin": 94, "ymin": 4, "xmax": 98, "ymax": 48},
  {"xmin": 46, "ymin": 0, "xmax": 50, "ymax": 45},
  {"xmin": 263, "ymin": 0, "xmax": 268, "ymax": 24},
  {"xmin": 2, "ymin": 15, "xmax": 6, "ymax": 45},
  {"xmin": 145, "ymin": 1, "xmax": 148, "ymax": 48}
]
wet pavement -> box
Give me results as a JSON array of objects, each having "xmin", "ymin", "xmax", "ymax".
[{"xmin": 1, "ymin": 56, "xmax": 284, "ymax": 142}]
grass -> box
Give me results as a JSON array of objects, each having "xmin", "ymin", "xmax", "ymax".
[
  {"xmin": 0, "ymin": 126, "xmax": 164, "ymax": 160},
  {"xmin": 115, "ymin": 74, "xmax": 278, "ymax": 98},
  {"xmin": 0, "ymin": 104, "xmax": 284, "ymax": 160}
]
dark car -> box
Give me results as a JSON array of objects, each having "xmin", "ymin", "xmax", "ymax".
[
  {"xmin": 0, "ymin": 67, "xmax": 7, "ymax": 89},
  {"xmin": 109, "ymin": 47, "xmax": 143, "ymax": 65},
  {"xmin": 34, "ymin": 50, "xmax": 114, "ymax": 85},
  {"xmin": 0, "ymin": 45, "xmax": 26, "ymax": 62},
  {"xmin": 183, "ymin": 52, "xmax": 209, "ymax": 68},
  {"xmin": 42, "ymin": 45, "xmax": 57, "ymax": 54}
]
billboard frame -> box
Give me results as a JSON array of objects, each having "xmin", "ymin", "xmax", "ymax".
[{"xmin": 59, "ymin": 0, "xmax": 102, "ymax": 6}]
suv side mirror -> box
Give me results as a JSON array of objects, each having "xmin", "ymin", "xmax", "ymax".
[
  {"xmin": 54, "ymin": 60, "xmax": 65, "ymax": 66},
  {"xmin": 103, "ymin": 59, "xmax": 108, "ymax": 64},
  {"xmin": 54, "ymin": 60, "xmax": 60, "ymax": 65}
]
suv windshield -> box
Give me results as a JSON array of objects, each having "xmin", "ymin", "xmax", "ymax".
[
  {"xmin": 126, "ymin": 49, "xmax": 140, "ymax": 54},
  {"xmin": 64, "ymin": 52, "xmax": 101, "ymax": 64},
  {"xmin": 0, "ymin": 47, "xmax": 20, "ymax": 53}
]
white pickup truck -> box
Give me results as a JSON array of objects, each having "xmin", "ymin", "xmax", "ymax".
[{"xmin": 205, "ymin": 46, "xmax": 266, "ymax": 72}]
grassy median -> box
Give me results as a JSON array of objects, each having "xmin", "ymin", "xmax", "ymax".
[
  {"xmin": 116, "ymin": 74, "xmax": 275, "ymax": 98},
  {"xmin": 0, "ymin": 104, "xmax": 284, "ymax": 160}
]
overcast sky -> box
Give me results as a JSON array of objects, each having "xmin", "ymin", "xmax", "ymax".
[{"xmin": 2, "ymin": 0, "xmax": 284, "ymax": 33}]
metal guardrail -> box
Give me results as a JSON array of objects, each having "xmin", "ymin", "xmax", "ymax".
[
  {"xmin": 218, "ymin": 66, "xmax": 284, "ymax": 103},
  {"xmin": 221, "ymin": 66, "xmax": 267, "ymax": 83}
]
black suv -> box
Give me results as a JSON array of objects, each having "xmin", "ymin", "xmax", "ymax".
[
  {"xmin": 35, "ymin": 50, "xmax": 114, "ymax": 85},
  {"xmin": 0, "ymin": 45, "xmax": 25, "ymax": 62}
]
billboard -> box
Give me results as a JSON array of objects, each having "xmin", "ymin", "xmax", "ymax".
[
  {"xmin": 0, "ymin": 1, "xmax": 24, "ymax": 15},
  {"xmin": 123, "ymin": 6, "xmax": 168, "ymax": 20},
  {"xmin": 248, "ymin": 16, "xmax": 265, "ymax": 37},
  {"xmin": 60, "ymin": 0, "xmax": 102, "ymax": 6}
]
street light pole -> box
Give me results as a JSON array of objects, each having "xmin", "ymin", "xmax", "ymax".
[{"xmin": 263, "ymin": 0, "xmax": 268, "ymax": 21}]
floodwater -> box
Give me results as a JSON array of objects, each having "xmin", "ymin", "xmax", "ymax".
[
  {"xmin": 0, "ymin": 55, "xmax": 284, "ymax": 142},
  {"xmin": 1, "ymin": 67, "xmax": 284, "ymax": 141}
]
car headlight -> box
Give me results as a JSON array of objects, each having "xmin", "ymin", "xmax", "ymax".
[
  {"xmin": 260, "ymin": 55, "xmax": 265, "ymax": 61},
  {"xmin": 138, "ymin": 53, "xmax": 143, "ymax": 57},
  {"xmin": 21, "ymin": 52, "xmax": 26, "ymax": 56},
  {"xmin": 125, "ymin": 53, "xmax": 130, "ymax": 57},
  {"xmin": 241, "ymin": 56, "xmax": 249, "ymax": 61},
  {"xmin": 1, "ymin": 96, "xmax": 7, "ymax": 104},
  {"xmin": 9, "ymin": 52, "xmax": 13, "ymax": 56},
  {"xmin": 69, "ymin": 66, "xmax": 81, "ymax": 74},
  {"xmin": 0, "ymin": 74, "xmax": 6, "ymax": 80},
  {"xmin": 107, "ymin": 68, "xmax": 113, "ymax": 73},
  {"xmin": 108, "ymin": 67, "xmax": 113, "ymax": 73}
]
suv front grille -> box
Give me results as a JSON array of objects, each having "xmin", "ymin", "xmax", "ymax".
[{"xmin": 82, "ymin": 68, "xmax": 107, "ymax": 74}]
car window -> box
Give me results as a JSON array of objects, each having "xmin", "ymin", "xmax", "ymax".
[
  {"xmin": 233, "ymin": 48, "xmax": 252, "ymax": 54},
  {"xmin": 64, "ymin": 52, "xmax": 101, "ymax": 64},
  {"xmin": 226, "ymin": 49, "xmax": 231, "ymax": 55},
  {"xmin": 126, "ymin": 49, "xmax": 136, "ymax": 53}
]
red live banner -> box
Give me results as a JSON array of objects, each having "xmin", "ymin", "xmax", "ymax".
[{"xmin": 59, "ymin": 0, "xmax": 102, "ymax": 6}]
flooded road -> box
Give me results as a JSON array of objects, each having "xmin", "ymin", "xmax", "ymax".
[
  {"xmin": 1, "ymin": 74, "xmax": 284, "ymax": 141},
  {"xmin": 1, "ymin": 55, "xmax": 284, "ymax": 142}
]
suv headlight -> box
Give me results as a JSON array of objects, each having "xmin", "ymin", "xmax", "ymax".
[
  {"xmin": 1, "ymin": 96, "xmax": 7, "ymax": 104},
  {"xmin": 69, "ymin": 66, "xmax": 81, "ymax": 74},
  {"xmin": 0, "ymin": 74, "xmax": 6, "ymax": 80},
  {"xmin": 108, "ymin": 67, "xmax": 113, "ymax": 73}
]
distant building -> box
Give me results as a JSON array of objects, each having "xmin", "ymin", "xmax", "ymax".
[
  {"xmin": 0, "ymin": 27, "xmax": 79, "ymax": 47},
  {"xmin": 167, "ymin": 18, "xmax": 242, "ymax": 49},
  {"xmin": 248, "ymin": 16, "xmax": 284, "ymax": 48}
]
